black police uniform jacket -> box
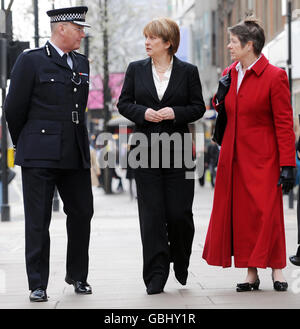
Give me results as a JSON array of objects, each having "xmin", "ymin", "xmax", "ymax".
[{"xmin": 4, "ymin": 41, "xmax": 91, "ymax": 169}]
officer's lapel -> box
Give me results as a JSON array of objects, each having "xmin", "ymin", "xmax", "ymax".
[
  {"xmin": 46, "ymin": 42, "xmax": 71, "ymax": 71},
  {"xmin": 70, "ymin": 51, "xmax": 79, "ymax": 71}
]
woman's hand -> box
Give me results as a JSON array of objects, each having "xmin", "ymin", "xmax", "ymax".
[
  {"xmin": 145, "ymin": 108, "xmax": 164, "ymax": 123},
  {"xmin": 157, "ymin": 107, "xmax": 175, "ymax": 120}
]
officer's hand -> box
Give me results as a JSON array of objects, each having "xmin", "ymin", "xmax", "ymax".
[{"xmin": 277, "ymin": 166, "xmax": 295, "ymax": 194}]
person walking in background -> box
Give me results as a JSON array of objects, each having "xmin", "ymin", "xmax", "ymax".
[
  {"xmin": 0, "ymin": 148, "xmax": 16, "ymax": 206},
  {"xmin": 90, "ymin": 144, "xmax": 101, "ymax": 187},
  {"xmin": 111, "ymin": 167, "xmax": 124, "ymax": 193},
  {"xmin": 198, "ymin": 146, "xmax": 208, "ymax": 187},
  {"xmin": 206, "ymin": 140, "xmax": 219, "ymax": 188},
  {"xmin": 96, "ymin": 144, "xmax": 105, "ymax": 188},
  {"xmin": 202, "ymin": 17, "xmax": 295, "ymax": 292},
  {"xmin": 117, "ymin": 18, "xmax": 206, "ymax": 295},
  {"xmin": 4, "ymin": 6, "xmax": 94, "ymax": 302},
  {"xmin": 126, "ymin": 134, "xmax": 136, "ymax": 200}
]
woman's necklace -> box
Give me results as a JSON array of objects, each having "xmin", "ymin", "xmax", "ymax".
[
  {"xmin": 156, "ymin": 68, "xmax": 168, "ymax": 73},
  {"xmin": 153, "ymin": 60, "xmax": 172, "ymax": 74}
]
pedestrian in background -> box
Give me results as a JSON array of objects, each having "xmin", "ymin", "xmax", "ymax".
[
  {"xmin": 126, "ymin": 134, "xmax": 136, "ymax": 200},
  {"xmin": 203, "ymin": 17, "xmax": 295, "ymax": 292},
  {"xmin": 4, "ymin": 6, "xmax": 94, "ymax": 302},
  {"xmin": 198, "ymin": 146, "xmax": 208, "ymax": 187},
  {"xmin": 90, "ymin": 144, "xmax": 101, "ymax": 187},
  {"xmin": 118, "ymin": 18, "xmax": 206, "ymax": 294},
  {"xmin": 0, "ymin": 148, "xmax": 16, "ymax": 206},
  {"xmin": 206, "ymin": 140, "xmax": 219, "ymax": 188}
]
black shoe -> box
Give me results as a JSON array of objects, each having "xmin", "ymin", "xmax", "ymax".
[
  {"xmin": 146, "ymin": 276, "xmax": 164, "ymax": 295},
  {"xmin": 289, "ymin": 246, "xmax": 300, "ymax": 266},
  {"xmin": 175, "ymin": 270, "xmax": 188, "ymax": 286},
  {"xmin": 273, "ymin": 281, "xmax": 288, "ymax": 291},
  {"xmin": 236, "ymin": 277, "xmax": 260, "ymax": 292},
  {"xmin": 29, "ymin": 288, "xmax": 48, "ymax": 302},
  {"xmin": 272, "ymin": 274, "xmax": 288, "ymax": 292},
  {"xmin": 65, "ymin": 276, "xmax": 92, "ymax": 294},
  {"xmin": 289, "ymin": 255, "xmax": 300, "ymax": 266}
]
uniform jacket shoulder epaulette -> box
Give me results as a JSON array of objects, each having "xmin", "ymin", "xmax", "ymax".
[{"xmin": 23, "ymin": 47, "xmax": 43, "ymax": 54}]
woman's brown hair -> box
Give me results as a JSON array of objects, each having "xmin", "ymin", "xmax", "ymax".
[
  {"xmin": 143, "ymin": 17, "xmax": 180, "ymax": 56},
  {"xmin": 228, "ymin": 17, "xmax": 265, "ymax": 56}
]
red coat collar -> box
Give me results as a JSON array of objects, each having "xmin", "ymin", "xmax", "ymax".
[
  {"xmin": 250, "ymin": 54, "xmax": 269, "ymax": 76},
  {"xmin": 230, "ymin": 54, "xmax": 269, "ymax": 77}
]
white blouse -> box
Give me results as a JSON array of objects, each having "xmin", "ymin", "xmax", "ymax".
[
  {"xmin": 152, "ymin": 58, "xmax": 173, "ymax": 101},
  {"xmin": 235, "ymin": 55, "xmax": 261, "ymax": 92}
]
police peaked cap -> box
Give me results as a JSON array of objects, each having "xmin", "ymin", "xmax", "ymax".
[{"xmin": 47, "ymin": 6, "xmax": 91, "ymax": 27}]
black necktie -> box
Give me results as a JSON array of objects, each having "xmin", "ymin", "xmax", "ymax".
[{"xmin": 62, "ymin": 53, "xmax": 68, "ymax": 66}]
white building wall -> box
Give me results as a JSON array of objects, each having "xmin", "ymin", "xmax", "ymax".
[{"xmin": 263, "ymin": 19, "xmax": 300, "ymax": 116}]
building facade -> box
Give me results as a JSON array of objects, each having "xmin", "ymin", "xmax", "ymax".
[{"xmin": 170, "ymin": 0, "xmax": 300, "ymax": 120}]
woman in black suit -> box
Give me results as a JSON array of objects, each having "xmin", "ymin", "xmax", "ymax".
[{"xmin": 117, "ymin": 18, "xmax": 206, "ymax": 294}]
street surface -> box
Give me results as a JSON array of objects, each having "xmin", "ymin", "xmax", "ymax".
[{"xmin": 0, "ymin": 166, "xmax": 299, "ymax": 309}]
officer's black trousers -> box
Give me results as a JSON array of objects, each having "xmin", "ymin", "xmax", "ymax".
[
  {"xmin": 134, "ymin": 167, "xmax": 195, "ymax": 288},
  {"xmin": 21, "ymin": 167, "xmax": 94, "ymax": 291}
]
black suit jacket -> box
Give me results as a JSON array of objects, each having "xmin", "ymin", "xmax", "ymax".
[
  {"xmin": 117, "ymin": 56, "xmax": 206, "ymax": 139},
  {"xmin": 4, "ymin": 42, "xmax": 91, "ymax": 169}
]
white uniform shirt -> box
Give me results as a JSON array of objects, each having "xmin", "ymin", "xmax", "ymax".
[
  {"xmin": 236, "ymin": 55, "xmax": 261, "ymax": 92},
  {"xmin": 152, "ymin": 57, "xmax": 173, "ymax": 101}
]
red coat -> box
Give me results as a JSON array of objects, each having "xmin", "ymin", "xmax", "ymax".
[{"xmin": 202, "ymin": 54, "xmax": 296, "ymax": 269}]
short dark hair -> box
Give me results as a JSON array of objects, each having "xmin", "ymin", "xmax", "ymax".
[{"xmin": 228, "ymin": 17, "xmax": 265, "ymax": 56}]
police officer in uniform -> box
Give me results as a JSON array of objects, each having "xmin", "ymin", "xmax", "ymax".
[{"xmin": 4, "ymin": 6, "xmax": 94, "ymax": 302}]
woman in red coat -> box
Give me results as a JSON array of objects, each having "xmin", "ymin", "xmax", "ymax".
[{"xmin": 202, "ymin": 17, "xmax": 296, "ymax": 292}]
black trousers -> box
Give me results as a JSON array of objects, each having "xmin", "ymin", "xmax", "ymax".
[
  {"xmin": 21, "ymin": 167, "xmax": 94, "ymax": 291},
  {"xmin": 134, "ymin": 167, "xmax": 195, "ymax": 287}
]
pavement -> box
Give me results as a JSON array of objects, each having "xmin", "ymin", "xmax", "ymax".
[{"xmin": 0, "ymin": 166, "xmax": 300, "ymax": 310}]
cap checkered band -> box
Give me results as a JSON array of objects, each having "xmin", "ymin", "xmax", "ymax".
[{"xmin": 50, "ymin": 12, "xmax": 86, "ymax": 23}]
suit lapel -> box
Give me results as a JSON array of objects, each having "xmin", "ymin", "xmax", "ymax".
[
  {"xmin": 160, "ymin": 56, "xmax": 185, "ymax": 104},
  {"xmin": 229, "ymin": 65, "xmax": 238, "ymax": 111},
  {"xmin": 70, "ymin": 51, "xmax": 79, "ymax": 71},
  {"xmin": 46, "ymin": 41, "xmax": 71, "ymax": 71},
  {"xmin": 140, "ymin": 58, "xmax": 160, "ymax": 103},
  {"xmin": 140, "ymin": 56, "xmax": 186, "ymax": 104}
]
